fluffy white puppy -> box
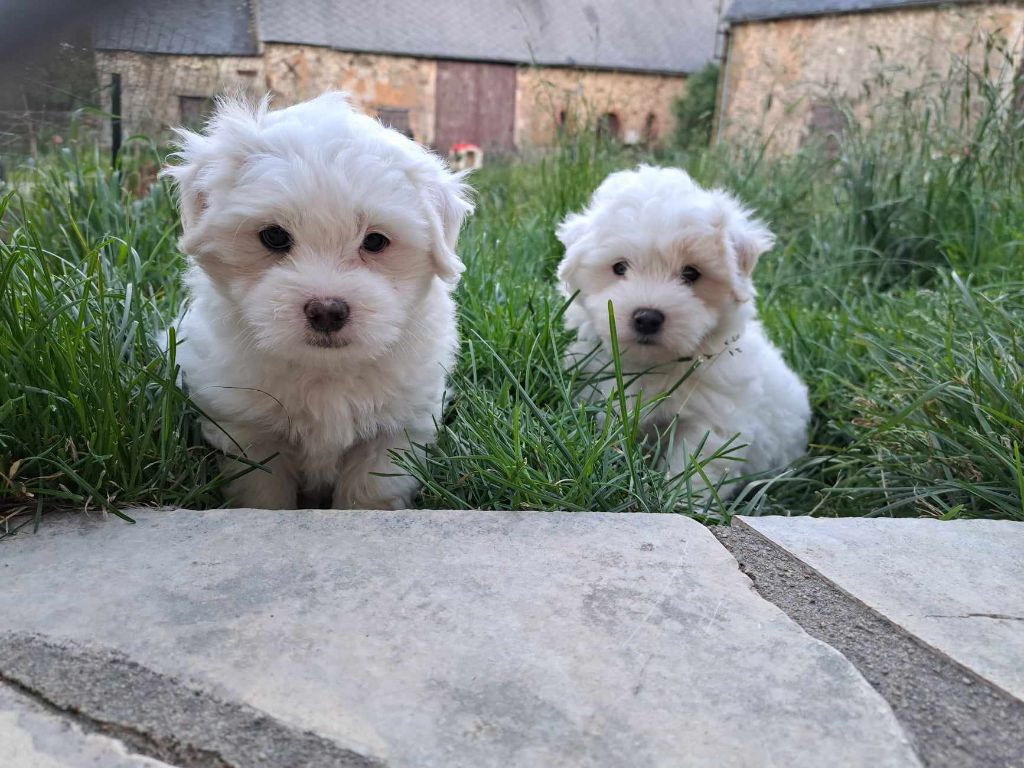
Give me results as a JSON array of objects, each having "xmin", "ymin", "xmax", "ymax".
[
  {"xmin": 163, "ymin": 92, "xmax": 472, "ymax": 509},
  {"xmin": 557, "ymin": 165, "xmax": 810, "ymax": 498}
]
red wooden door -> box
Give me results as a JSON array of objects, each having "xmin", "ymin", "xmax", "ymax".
[{"xmin": 434, "ymin": 60, "xmax": 516, "ymax": 156}]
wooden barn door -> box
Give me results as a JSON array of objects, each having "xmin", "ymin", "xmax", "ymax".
[{"xmin": 434, "ymin": 61, "xmax": 516, "ymax": 156}]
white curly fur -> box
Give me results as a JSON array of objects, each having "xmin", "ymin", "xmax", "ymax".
[
  {"xmin": 557, "ymin": 165, "xmax": 810, "ymax": 498},
  {"xmin": 163, "ymin": 92, "xmax": 472, "ymax": 509}
]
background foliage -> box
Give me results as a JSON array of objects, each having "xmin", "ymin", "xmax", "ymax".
[{"xmin": 2, "ymin": 54, "xmax": 1023, "ymax": 532}]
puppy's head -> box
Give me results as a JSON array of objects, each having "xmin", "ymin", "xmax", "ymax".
[
  {"xmin": 556, "ymin": 165, "xmax": 773, "ymax": 364},
  {"xmin": 163, "ymin": 92, "xmax": 472, "ymax": 365}
]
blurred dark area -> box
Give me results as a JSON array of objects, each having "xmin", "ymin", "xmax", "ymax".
[
  {"xmin": 0, "ymin": 0, "xmax": 127, "ymax": 156},
  {"xmin": 0, "ymin": 0, "xmax": 127, "ymax": 64}
]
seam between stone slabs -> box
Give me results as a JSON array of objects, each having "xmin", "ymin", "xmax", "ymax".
[
  {"xmin": 712, "ymin": 523, "xmax": 1024, "ymax": 768},
  {"xmin": 0, "ymin": 632, "xmax": 386, "ymax": 768},
  {"xmin": 0, "ymin": 671, "xmax": 199, "ymax": 768},
  {"xmin": 0, "ymin": 667, "xmax": 203, "ymax": 768}
]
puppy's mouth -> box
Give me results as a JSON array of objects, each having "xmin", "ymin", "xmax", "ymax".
[
  {"xmin": 635, "ymin": 335, "xmax": 659, "ymax": 346},
  {"xmin": 305, "ymin": 333, "xmax": 350, "ymax": 349}
]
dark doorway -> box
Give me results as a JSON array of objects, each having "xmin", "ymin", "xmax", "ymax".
[
  {"xmin": 598, "ymin": 112, "xmax": 621, "ymax": 141},
  {"xmin": 434, "ymin": 60, "xmax": 516, "ymax": 155}
]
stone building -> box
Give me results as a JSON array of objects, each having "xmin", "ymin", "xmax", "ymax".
[
  {"xmin": 717, "ymin": 0, "xmax": 1024, "ymax": 153},
  {"xmin": 93, "ymin": 0, "xmax": 723, "ymax": 154}
]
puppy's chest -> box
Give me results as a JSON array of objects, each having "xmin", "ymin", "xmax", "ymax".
[
  {"xmin": 256, "ymin": 373, "xmax": 402, "ymax": 449},
  {"xmin": 627, "ymin": 371, "xmax": 750, "ymax": 432}
]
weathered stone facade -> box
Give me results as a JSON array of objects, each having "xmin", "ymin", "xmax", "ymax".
[
  {"xmin": 95, "ymin": 45, "xmax": 688, "ymax": 152},
  {"xmin": 515, "ymin": 66, "xmax": 687, "ymax": 149},
  {"xmin": 263, "ymin": 44, "xmax": 438, "ymax": 145},
  {"xmin": 94, "ymin": 51, "xmax": 264, "ymax": 139},
  {"xmin": 719, "ymin": 3, "xmax": 1024, "ymax": 153}
]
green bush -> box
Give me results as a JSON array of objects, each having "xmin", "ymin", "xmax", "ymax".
[{"xmin": 672, "ymin": 62, "xmax": 721, "ymax": 150}]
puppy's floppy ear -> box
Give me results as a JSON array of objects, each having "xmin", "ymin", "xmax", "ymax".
[
  {"xmin": 424, "ymin": 169, "xmax": 474, "ymax": 282},
  {"xmin": 160, "ymin": 93, "xmax": 269, "ymax": 234},
  {"xmin": 161, "ymin": 127, "xmax": 209, "ymax": 231},
  {"xmin": 708, "ymin": 190, "xmax": 774, "ymax": 303},
  {"xmin": 556, "ymin": 211, "xmax": 588, "ymax": 249},
  {"xmin": 555, "ymin": 212, "xmax": 589, "ymax": 290},
  {"xmin": 713, "ymin": 190, "xmax": 775, "ymax": 276},
  {"xmin": 729, "ymin": 212, "xmax": 775, "ymax": 277}
]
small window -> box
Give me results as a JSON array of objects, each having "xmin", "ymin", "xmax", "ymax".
[
  {"xmin": 179, "ymin": 96, "xmax": 214, "ymax": 129},
  {"xmin": 377, "ymin": 107, "xmax": 412, "ymax": 139},
  {"xmin": 597, "ymin": 112, "xmax": 621, "ymax": 141}
]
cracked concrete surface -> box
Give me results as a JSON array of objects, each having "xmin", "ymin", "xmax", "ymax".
[
  {"xmin": 1, "ymin": 633, "xmax": 382, "ymax": 768},
  {"xmin": 1, "ymin": 680, "xmax": 175, "ymax": 768},
  {"xmin": 714, "ymin": 523, "xmax": 1024, "ymax": 768},
  {"xmin": 737, "ymin": 515, "xmax": 1024, "ymax": 701},
  {"xmin": 0, "ymin": 508, "xmax": 920, "ymax": 767}
]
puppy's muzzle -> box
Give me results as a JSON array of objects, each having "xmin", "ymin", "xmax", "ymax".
[
  {"xmin": 632, "ymin": 308, "xmax": 664, "ymax": 341},
  {"xmin": 304, "ymin": 298, "xmax": 349, "ymax": 334}
]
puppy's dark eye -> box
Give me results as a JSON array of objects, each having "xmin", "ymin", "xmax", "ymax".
[
  {"xmin": 259, "ymin": 226, "xmax": 292, "ymax": 252},
  {"xmin": 612, "ymin": 261, "xmax": 629, "ymax": 276},
  {"xmin": 362, "ymin": 232, "xmax": 390, "ymax": 253},
  {"xmin": 681, "ymin": 265, "xmax": 701, "ymax": 284}
]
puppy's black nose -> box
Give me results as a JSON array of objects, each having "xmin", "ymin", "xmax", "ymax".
[
  {"xmin": 632, "ymin": 308, "xmax": 665, "ymax": 336},
  {"xmin": 304, "ymin": 298, "xmax": 349, "ymax": 333}
]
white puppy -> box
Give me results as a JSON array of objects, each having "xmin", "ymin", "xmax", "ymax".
[
  {"xmin": 163, "ymin": 93, "xmax": 472, "ymax": 509},
  {"xmin": 557, "ymin": 166, "xmax": 810, "ymax": 498}
]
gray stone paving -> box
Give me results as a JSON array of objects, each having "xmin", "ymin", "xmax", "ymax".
[
  {"xmin": 0, "ymin": 681, "xmax": 174, "ymax": 768},
  {"xmin": 715, "ymin": 524, "xmax": 1024, "ymax": 768},
  {"xmin": 738, "ymin": 516, "xmax": 1024, "ymax": 701},
  {"xmin": 0, "ymin": 509, "xmax": 919, "ymax": 768}
]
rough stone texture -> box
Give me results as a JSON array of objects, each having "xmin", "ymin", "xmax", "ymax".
[
  {"xmin": 715, "ymin": 524, "xmax": 1024, "ymax": 768},
  {"xmin": 719, "ymin": 3, "xmax": 1024, "ymax": 153},
  {"xmin": 263, "ymin": 44, "xmax": 438, "ymax": 146},
  {"xmin": 514, "ymin": 66, "xmax": 687, "ymax": 149},
  {"xmin": 0, "ymin": 509, "xmax": 919, "ymax": 768},
  {"xmin": 93, "ymin": 45, "xmax": 686, "ymax": 153},
  {"xmin": 738, "ymin": 516, "xmax": 1024, "ymax": 701},
  {"xmin": 0, "ymin": 681, "xmax": 174, "ymax": 768},
  {"xmin": 1, "ymin": 633, "xmax": 382, "ymax": 768},
  {"xmin": 94, "ymin": 50, "xmax": 265, "ymax": 139}
]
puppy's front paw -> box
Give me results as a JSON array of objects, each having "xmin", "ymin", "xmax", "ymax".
[
  {"xmin": 333, "ymin": 473, "xmax": 419, "ymax": 510},
  {"xmin": 225, "ymin": 469, "xmax": 298, "ymax": 509}
]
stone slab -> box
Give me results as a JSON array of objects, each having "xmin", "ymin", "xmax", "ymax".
[
  {"xmin": 0, "ymin": 682, "xmax": 174, "ymax": 768},
  {"xmin": 1, "ymin": 509, "xmax": 919, "ymax": 767},
  {"xmin": 738, "ymin": 516, "xmax": 1024, "ymax": 701}
]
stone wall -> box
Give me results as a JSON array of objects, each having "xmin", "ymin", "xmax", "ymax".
[
  {"xmin": 263, "ymin": 44, "xmax": 437, "ymax": 145},
  {"xmin": 94, "ymin": 51, "xmax": 265, "ymax": 140},
  {"xmin": 719, "ymin": 3, "xmax": 1024, "ymax": 153},
  {"xmin": 95, "ymin": 46, "xmax": 690, "ymax": 153},
  {"xmin": 515, "ymin": 66, "xmax": 687, "ymax": 149}
]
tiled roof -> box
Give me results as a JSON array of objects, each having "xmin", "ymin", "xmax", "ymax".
[
  {"xmin": 94, "ymin": 0, "xmax": 258, "ymax": 56},
  {"xmin": 95, "ymin": 0, "xmax": 722, "ymax": 75}
]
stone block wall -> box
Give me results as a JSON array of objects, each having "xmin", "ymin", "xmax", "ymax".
[
  {"xmin": 95, "ymin": 46, "xmax": 691, "ymax": 153},
  {"xmin": 263, "ymin": 44, "xmax": 437, "ymax": 145},
  {"xmin": 515, "ymin": 66, "xmax": 687, "ymax": 149},
  {"xmin": 94, "ymin": 51, "xmax": 265, "ymax": 140},
  {"xmin": 719, "ymin": 3, "xmax": 1024, "ymax": 154}
]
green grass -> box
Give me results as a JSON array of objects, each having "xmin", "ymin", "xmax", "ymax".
[{"xmin": 2, "ymin": 58, "xmax": 1023, "ymax": 532}]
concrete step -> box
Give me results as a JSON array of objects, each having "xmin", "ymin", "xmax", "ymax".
[
  {"xmin": 737, "ymin": 516, "xmax": 1024, "ymax": 700},
  {"xmin": 0, "ymin": 682, "xmax": 175, "ymax": 768},
  {"xmin": 0, "ymin": 509, "xmax": 918, "ymax": 768},
  {"xmin": 723, "ymin": 516, "xmax": 1024, "ymax": 768}
]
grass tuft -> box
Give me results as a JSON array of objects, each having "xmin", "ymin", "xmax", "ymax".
[{"xmin": 2, "ymin": 52, "xmax": 1023, "ymax": 527}]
